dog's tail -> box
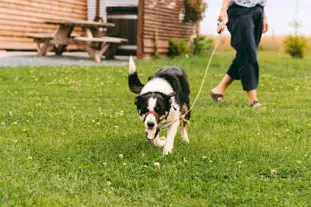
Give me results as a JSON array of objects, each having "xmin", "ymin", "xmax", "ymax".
[{"xmin": 128, "ymin": 56, "xmax": 144, "ymax": 94}]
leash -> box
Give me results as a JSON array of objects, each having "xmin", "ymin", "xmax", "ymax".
[{"xmin": 160, "ymin": 35, "xmax": 222, "ymax": 129}]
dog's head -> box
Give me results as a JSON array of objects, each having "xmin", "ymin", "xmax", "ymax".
[{"xmin": 135, "ymin": 92, "xmax": 174, "ymax": 140}]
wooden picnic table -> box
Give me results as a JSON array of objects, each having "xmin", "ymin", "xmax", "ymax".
[
  {"xmin": 45, "ymin": 20, "xmax": 115, "ymax": 29},
  {"xmin": 27, "ymin": 19, "xmax": 127, "ymax": 62}
]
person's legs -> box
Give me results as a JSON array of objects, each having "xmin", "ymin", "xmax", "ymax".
[
  {"xmin": 247, "ymin": 89, "xmax": 258, "ymax": 104},
  {"xmin": 232, "ymin": 9, "xmax": 263, "ymax": 106},
  {"xmin": 211, "ymin": 5, "xmax": 263, "ymax": 105},
  {"xmin": 250, "ymin": 7, "xmax": 264, "ymax": 105},
  {"xmin": 245, "ymin": 6, "xmax": 264, "ymax": 105},
  {"xmin": 210, "ymin": 5, "xmax": 244, "ymax": 101},
  {"xmin": 237, "ymin": 19, "xmax": 259, "ymax": 92},
  {"xmin": 211, "ymin": 74, "xmax": 233, "ymax": 95},
  {"xmin": 210, "ymin": 52, "xmax": 240, "ymax": 99}
]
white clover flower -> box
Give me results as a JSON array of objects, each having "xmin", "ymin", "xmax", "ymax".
[
  {"xmin": 202, "ymin": 156, "xmax": 207, "ymax": 159},
  {"xmin": 153, "ymin": 162, "xmax": 161, "ymax": 167},
  {"xmin": 119, "ymin": 154, "xmax": 124, "ymax": 159},
  {"xmin": 270, "ymin": 169, "xmax": 277, "ymax": 175}
]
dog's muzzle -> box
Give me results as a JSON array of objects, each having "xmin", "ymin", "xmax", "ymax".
[
  {"xmin": 145, "ymin": 128, "xmax": 160, "ymax": 141},
  {"xmin": 143, "ymin": 111, "xmax": 160, "ymax": 123},
  {"xmin": 144, "ymin": 111, "xmax": 158, "ymax": 140},
  {"xmin": 143, "ymin": 110, "xmax": 169, "ymax": 140}
]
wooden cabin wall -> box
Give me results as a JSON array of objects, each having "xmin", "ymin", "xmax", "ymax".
[
  {"xmin": 141, "ymin": 0, "xmax": 198, "ymax": 59},
  {"xmin": 0, "ymin": 0, "xmax": 87, "ymax": 50}
]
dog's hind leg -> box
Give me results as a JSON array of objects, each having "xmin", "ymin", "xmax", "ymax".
[{"xmin": 181, "ymin": 103, "xmax": 190, "ymax": 143}]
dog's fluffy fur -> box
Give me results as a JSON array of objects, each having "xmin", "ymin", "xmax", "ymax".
[{"xmin": 128, "ymin": 57, "xmax": 191, "ymax": 155}]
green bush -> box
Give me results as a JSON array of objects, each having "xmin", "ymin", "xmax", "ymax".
[
  {"xmin": 284, "ymin": 35, "xmax": 307, "ymax": 58},
  {"xmin": 183, "ymin": 0, "xmax": 207, "ymax": 23},
  {"xmin": 191, "ymin": 36, "xmax": 214, "ymax": 56},
  {"xmin": 168, "ymin": 39, "xmax": 190, "ymax": 57}
]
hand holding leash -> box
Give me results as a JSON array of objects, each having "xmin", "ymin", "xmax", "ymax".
[{"xmin": 217, "ymin": 12, "xmax": 228, "ymax": 34}]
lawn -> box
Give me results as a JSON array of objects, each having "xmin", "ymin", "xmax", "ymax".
[{"xmin": 0, "ymin": 51, "xmax": 310, "ymax": 206}]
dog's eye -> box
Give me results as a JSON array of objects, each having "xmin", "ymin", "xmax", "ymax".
[{"xmin": 141, "ymin": 108, "xmax": 148, "ymax": 114}]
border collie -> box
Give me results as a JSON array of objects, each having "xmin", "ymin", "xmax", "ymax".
[{"xmin": 128, "ymin": 57, "xmax": 191, "ymax": 155}]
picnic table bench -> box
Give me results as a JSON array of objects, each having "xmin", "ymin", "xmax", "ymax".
[
  {"xmin": 26, "ymin": 33, "xmax": 53, "ymax": 56},
  {"xmin": 74, "ymin": 36, "xmax": 127, "ymax": 62},
  {"xmin": 26, "ymin": 33, "xmax": 80, "ymax": 56},
  {"xmin": 27, "ymin": 20, "xmax": 128, "ymax": 62}
]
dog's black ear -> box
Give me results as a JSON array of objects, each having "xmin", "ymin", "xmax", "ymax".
[
  {"xmin": 135, "ymin": 95, "xmax": 142, "ymax": 106},
  {"xmin": 134, "ymin": 96, "xmax": 139, "ymax": 105},
  {"xmin": 162, "ymin": 93, "xmax": 177, "ymax": 110}
]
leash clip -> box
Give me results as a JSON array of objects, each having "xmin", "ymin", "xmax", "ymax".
[{"xmin": 171, "ymin": 104, "xmax": 177, "ymax": 111}]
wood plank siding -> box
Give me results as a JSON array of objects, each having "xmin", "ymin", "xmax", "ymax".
[
  {"xmin": 0, "ymin": 0, "xmax": 198, "ymax": 59},
  {"xmin": 141, "ymin": 0, "xmax": 198, "ymax": 59},
  {"xmin": 0, "ymin": 0, "xmax": 87, "ymax": 50},
  {"xmin": 88, "ymin": 0, "xmax": 138, "ymax": 21}
]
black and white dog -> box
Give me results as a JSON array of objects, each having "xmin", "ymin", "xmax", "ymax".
[{"xmin": 128, "ymin": 57, "xmax": 191, "ymax": 155}]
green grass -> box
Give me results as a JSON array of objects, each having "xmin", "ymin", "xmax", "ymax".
[{"xmin": 0, "ymin": 51, "xmax": 310, "ymax": 206}]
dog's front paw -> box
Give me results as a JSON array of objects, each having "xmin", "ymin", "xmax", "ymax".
[
  {"xmin": 153, "ymin": 136, "xmax": 166, "ymax": 148},
  {"xmin": 163, "ymin": 144, "xmax": 173, "ymax": 155},
  {"xmin": 159, "ymin": 136, "xmax": 166, "ymax": 147},
  {"xmin": 182, "ymin": 138, "xmax": 190, "ymax": 143}
]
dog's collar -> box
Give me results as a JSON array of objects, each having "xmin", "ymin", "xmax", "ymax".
[
  {"xmin": 143, "ymin": 111, "xmax": 160, "ymax": 122},
  {"xmin": 143, "ymin": 110, "xmax": 170, "ymax": 123}
]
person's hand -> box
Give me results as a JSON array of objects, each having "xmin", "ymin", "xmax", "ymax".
[
  {"xmin": 262, "ymin": 16, "xmax": 269, "ymax": 33},
  {"xmin": 217, "ymin": 10, "xmax": 228, "ymax": 34}
]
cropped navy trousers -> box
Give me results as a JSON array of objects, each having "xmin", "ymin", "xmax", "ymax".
[{"xmin": 226, "ymin": 4, "xmax": 264, "ymax": 91}]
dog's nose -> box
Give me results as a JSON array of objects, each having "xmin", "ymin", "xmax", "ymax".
[{"xmin": 147, "ymin": 122, "xmax": 155, "ymax": 129}]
